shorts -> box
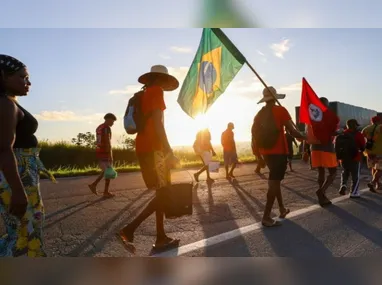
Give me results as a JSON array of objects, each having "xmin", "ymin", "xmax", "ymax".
[
  {"xmin": 98, "ymin": 159, "xmax": 112, "ymax": 171},
  {"xmin": 263, "ymin": 154, "xmax": 288, "ymax": 181},
  {"xmin": 199, "ymin": 151, "xmax": 212, "ymax": 165},
  {"xmin": 367, "ymin": 155, "xmax": 382, "ymax": 170},
  {"xmin": 310, "ymin": 151, "xmax": 338, "ymax": 168},
  {"xmin": 137, "ymin": 151, "xmax": 171, "ymax": 190},
  {"xmin": 223, "ymin": 151, "xmax": 238, "ymax": 166}
]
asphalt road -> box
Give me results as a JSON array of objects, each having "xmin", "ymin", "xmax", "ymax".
[{"xmin": 1, "ymin": 160, "xmax": 381, "ymax": 257}]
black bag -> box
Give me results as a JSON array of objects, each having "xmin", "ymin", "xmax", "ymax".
[
  {"xmin": 123, "ymin": 89, "xmax": 148, "ymax": 135},
  {"xmin": 251, "ymin": 105, "xmax": 280, "ymax": 149},
  {"xmin": 365, "ymin": 125, "xmax": 378, "ymax": 151},
  {"xmin": 335, "ymin": 132, "xmax": 358, "ymax": 161},
  {"xmin": 161, "ymin": 182, "xmax": 193, "ymax": 219}
]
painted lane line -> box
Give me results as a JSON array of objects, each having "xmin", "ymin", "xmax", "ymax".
[{"xmin": 153, "ymin": 188, "xmax": 370, "ymax": 257}]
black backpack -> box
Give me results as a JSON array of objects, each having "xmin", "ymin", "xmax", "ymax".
[
  {"xmin": 123, "ymin": 88, "xmax": 149, "ymax": 135},
  {"xmin": 335, "ymin": 132, "xmax": 358, "ymax": 161},
  {"xmin": 251, "ymin": 105, "xmax": 280, "ymax": 149}
]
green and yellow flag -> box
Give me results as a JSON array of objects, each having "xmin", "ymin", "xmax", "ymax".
[{"xmin": 177, "ymin": 28, "xmax": 246, "ymax": 119}]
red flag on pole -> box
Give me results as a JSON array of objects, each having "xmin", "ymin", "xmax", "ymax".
[{"xmin": 299, "ymin": 77, "xmax": 339, "ymax": 145}]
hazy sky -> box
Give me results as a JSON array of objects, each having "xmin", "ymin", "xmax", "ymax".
[
  {"xmin": 2, "ymin": 0, "xmax": 382, "ymax": 28},
  {"xmin": 2, "ymin": 28, "xmax": 381, "ymax": 145}
]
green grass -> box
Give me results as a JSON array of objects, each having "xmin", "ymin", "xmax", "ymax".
[{"xmin": 37, "ymin": 140, "xmax": 301, "ymax": 179}]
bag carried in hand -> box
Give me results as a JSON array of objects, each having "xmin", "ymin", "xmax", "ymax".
[
  {"xmin": 251, "ymin": 105, "xmax": 280, "ymax": 149},
  {"xmin": 104, "ymin": 166, "xmax": 118, "ymax": 179},
  {"xmin": 335, "ymin": 132, "xmax": 358, "ymax": 161},
  {"xmin": 160, "ymin": 182, "xmax": 193, "ymax": 219},
  {"xmin": 123, "ymin": 89, "xmax": 149, "ymax": 135}
]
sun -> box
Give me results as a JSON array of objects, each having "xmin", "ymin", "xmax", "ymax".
[{"xmin": 193, "ymin": 114, "xmax": 210, "ymax": 130}]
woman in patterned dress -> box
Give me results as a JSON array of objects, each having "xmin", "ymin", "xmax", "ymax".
[{"xmin": 0, "ymin": 54, "xmax": 56, "ymax": 257}]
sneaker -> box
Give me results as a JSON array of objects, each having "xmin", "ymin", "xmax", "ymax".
[
  {"xmin": 368, "ymin": 182, "xmax": 377, "ymax": 193},
  {"xmin": 338, "ymin": 185, "xmax": 347, "ymax": 196},
  {"xmin": 349, "ymin": 192, "xmax": 361, "ymax": 199}
]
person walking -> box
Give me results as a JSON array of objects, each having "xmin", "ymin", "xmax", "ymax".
[{"xmin": 221, "ymin": 122, "xmax": 238, "ymax": 179}]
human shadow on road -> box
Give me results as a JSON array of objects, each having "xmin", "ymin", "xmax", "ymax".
[
  {"xmin": 281, "ymin": 184, "xmax": 317, "ymax": 204},
  {"xmin": 230, "ymin": 180, "xmax": 332, "ymax": 257},
  {"xmin": 326, "ymin": 199, "xmax": 382, "ymax": 249},
  {"xmin": 190, "ymin": 183, "xmax": 252, "ymax": 257},
  {"xmin": 229, "ymin": 180, "xmax": 264, "ymax": 220},
  {"xmin": 65, "ymin": 189, "xmax": 153, "ymax": 257},
  {"xmin": 44, "ymin": 197, "xmax": 105, "ymax": 229}
]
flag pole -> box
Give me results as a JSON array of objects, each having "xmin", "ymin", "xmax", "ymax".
[{"xmin": 211, "ymin": 28, "xmax": 298, "ymax": 127}]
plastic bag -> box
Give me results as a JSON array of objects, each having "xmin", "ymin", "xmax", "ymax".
[{"xmin": 104, "ymin": 166, "xmax": 118, "ymax": 179}]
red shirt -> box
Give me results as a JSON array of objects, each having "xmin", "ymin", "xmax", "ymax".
[
  {"xmin": 96, "ymin": 123, "xmax": 111, "ymax": 159},
  {"xmin": 135, "ymin": 86, "xmax": 166, "ymax": 153},
  {"xmin": 258, "ymin": 105, "xmax": 291, "ymax": 155},
  {"xmin": 343, "ymin": 129, "xmax": 366, "ymax": 162}
]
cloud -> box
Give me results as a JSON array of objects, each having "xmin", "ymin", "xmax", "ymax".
[
  {"xmin": 34, "ymin": 111, "xmax": 105, "ymax": 122},
  {"xmin": 159, "ymin": 54, "xmax": 171, "ymax": 60},
  {"xmin": 108, "ymin": 84, "xmax": 142, "ymax": 95},
  {"xmin": 226, "ymin": 79, "xmax": 263, "ymax": 97},
  {"xmin": 170, "ymin": 46, "xmax": 193, "ymax": 54},
  {"xmin": 279, "ymin": 82, "xmax": 302, "ymax": 92},
  {"xmin": 256, "ymin": 50, "xmax": 265, "ymax": 57},
  {"xmin": 270, "ymin": 39, "xmax": 292, "ymax": 59}
]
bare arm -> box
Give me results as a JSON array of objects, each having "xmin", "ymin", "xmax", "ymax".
[
  {"xmin": 0, "ymin": 98, "xmax": 25, "ymax": 195},
  {"xmin": 152, "ymin": 110, "xmax": 172, "ymax": 155},
  {"xmin": 284, "ymin": 120, "xmax": 305, "ymax": 140}
]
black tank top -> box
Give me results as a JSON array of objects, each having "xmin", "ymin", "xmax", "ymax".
[{"xmin": 14, "ymin": 103, "xmax": 39, "ymax": 148}]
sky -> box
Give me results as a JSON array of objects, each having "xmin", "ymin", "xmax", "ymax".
[
  {"xmin": 2, "ymin": 28, "xmax": 382, "ymax": 146},
  {"xmin": 2, "ymin": 0, "xmax": 382, "ymax": 28}
]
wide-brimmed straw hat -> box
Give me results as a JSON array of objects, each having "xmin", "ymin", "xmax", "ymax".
[
  {"xmin": 257, "ymin": 86, "xmax": 286, "ymax": 104},
  {"xmin": 138, "ymin": 65, "xmax": 179, "ymax": 91}
]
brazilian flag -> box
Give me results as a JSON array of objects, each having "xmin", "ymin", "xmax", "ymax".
[{"xmin": 177, "ymin": 28, "xmax": 246, "ymax": 119}]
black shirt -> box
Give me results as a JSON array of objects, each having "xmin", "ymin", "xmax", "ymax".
[{"xmin": 14, "ymin": 103, "xmax": 39, "ymax": 148}]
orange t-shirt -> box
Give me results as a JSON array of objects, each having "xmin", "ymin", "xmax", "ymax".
[
  {"xmin": 135, "ymin": 86, "xmax": 166, "ymax": 153},
  {"xmin": 221, "ymin": 129, "xmax": 235, "ymax": 152},
  {"xmin": 259, "ymin": 105, "xmax": 291, "ymax": 155}
]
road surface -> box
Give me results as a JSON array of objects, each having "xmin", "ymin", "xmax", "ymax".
[{"xmin": 2, "ymin": 161, "xmax": 381, "ymax": 257}]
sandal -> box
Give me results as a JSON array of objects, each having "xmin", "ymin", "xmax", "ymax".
[
  {"xmin": 152, "ymin": 238, "xmax": 180, "ymax": 253},
  {"xmin": 279, "ymin": 208, "xmax": 290, "ymax": 219},
  {"xmin": 262, "ymin": 220, "xmax": 282, "ymax": 228},
  {"xmin": 115, "ymin": 231, "xmax": 136, "ymax": 255}
]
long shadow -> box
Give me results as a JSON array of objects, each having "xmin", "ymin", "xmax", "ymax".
[
  {"xmin": 44, "ymin": 197, "xmax": 105, "ymax": 229},
  {"xmin": 281, "ymin": 184, "xmax": 317, "ymax": 204},
  {"xmin": 65, "ymin": 189, "xmax": 152, "ymax": 256},
  {"xmin": 191, "ymin": 182, "xmax": 252, "ymax": 257},
  {"xmin": 229, "ymin": 180, "xmax": 264, "ymax": 219},
  {"xmin": 352, "ymin": 195, "xmax": 382, "ymax": 214},
  {"xmin": 325, "ymin": 204, "xmax": 382, "ymax": 248},
  {"xmin": 45, "ymin": 201, "xmax": 88, "ymax": 220},
  {"xmin": 229, "ymin": 181, "xmax": 332, "ymax": 257},
  {"xmin": 289, "ymin": 171, "xmax": 318, "ymax": 183}
]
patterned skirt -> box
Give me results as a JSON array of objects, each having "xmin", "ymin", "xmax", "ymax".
[{"xmin": 0, "ymin": 148, "xmax": 56, "ymax": 257}]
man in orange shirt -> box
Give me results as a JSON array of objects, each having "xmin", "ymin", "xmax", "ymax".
[
  {"xmin": 88, "ymin": 113, "xmax": 117, "ymax": 198},
  {"xmin": 117, "ymin": 65, "xmax": 180, "ymax": 254},
  {"xmin": 221, "ymin": 122, "xmax": 238, "ymax": 179},
  {"xmin": 252, "ymin": 87, "xmax": 306, "ymax": 227}
]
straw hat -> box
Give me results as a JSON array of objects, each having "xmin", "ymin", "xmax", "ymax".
[
  {"xmin": 138, "ymin": 65, "xmax": 179, "ymax": 91},
  {"xmin": 257, "ymin": 86, "xmax": 286, "ymax": 104}
]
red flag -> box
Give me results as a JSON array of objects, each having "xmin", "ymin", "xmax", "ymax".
[{"xmin": 299, "ymin": 77, "xmax": 339, "ymax": 144}]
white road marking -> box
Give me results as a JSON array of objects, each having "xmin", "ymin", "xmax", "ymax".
[{"xmin": 153, "ymin": 187, "xmax": 371, "ymax": 257}]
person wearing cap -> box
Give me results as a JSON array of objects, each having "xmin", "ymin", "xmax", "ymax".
[
  {"xmin": 306, "ymin": 97, "xmax": 339, "ymax": 206},
  {"xmin": 362, "ymin": 116, "xmax": 382, "ymax": 192},
  {"xmin": 88, "ymin": 113, "xmax": 117, "ymax": 198},
  {"xmin": 221, "ymin": 122, "xmax": 238, "ymax": 179},
  {"xmin": 117, "ymin": 65, "xmax": 181, "ymax": 254},
  {"xmin": 338, "ymin": 119, "xmax": 366, "ymax": 198},
  {"xmin": 252, "ymin": 86, "xmax": 306, "ymax": 227}
]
